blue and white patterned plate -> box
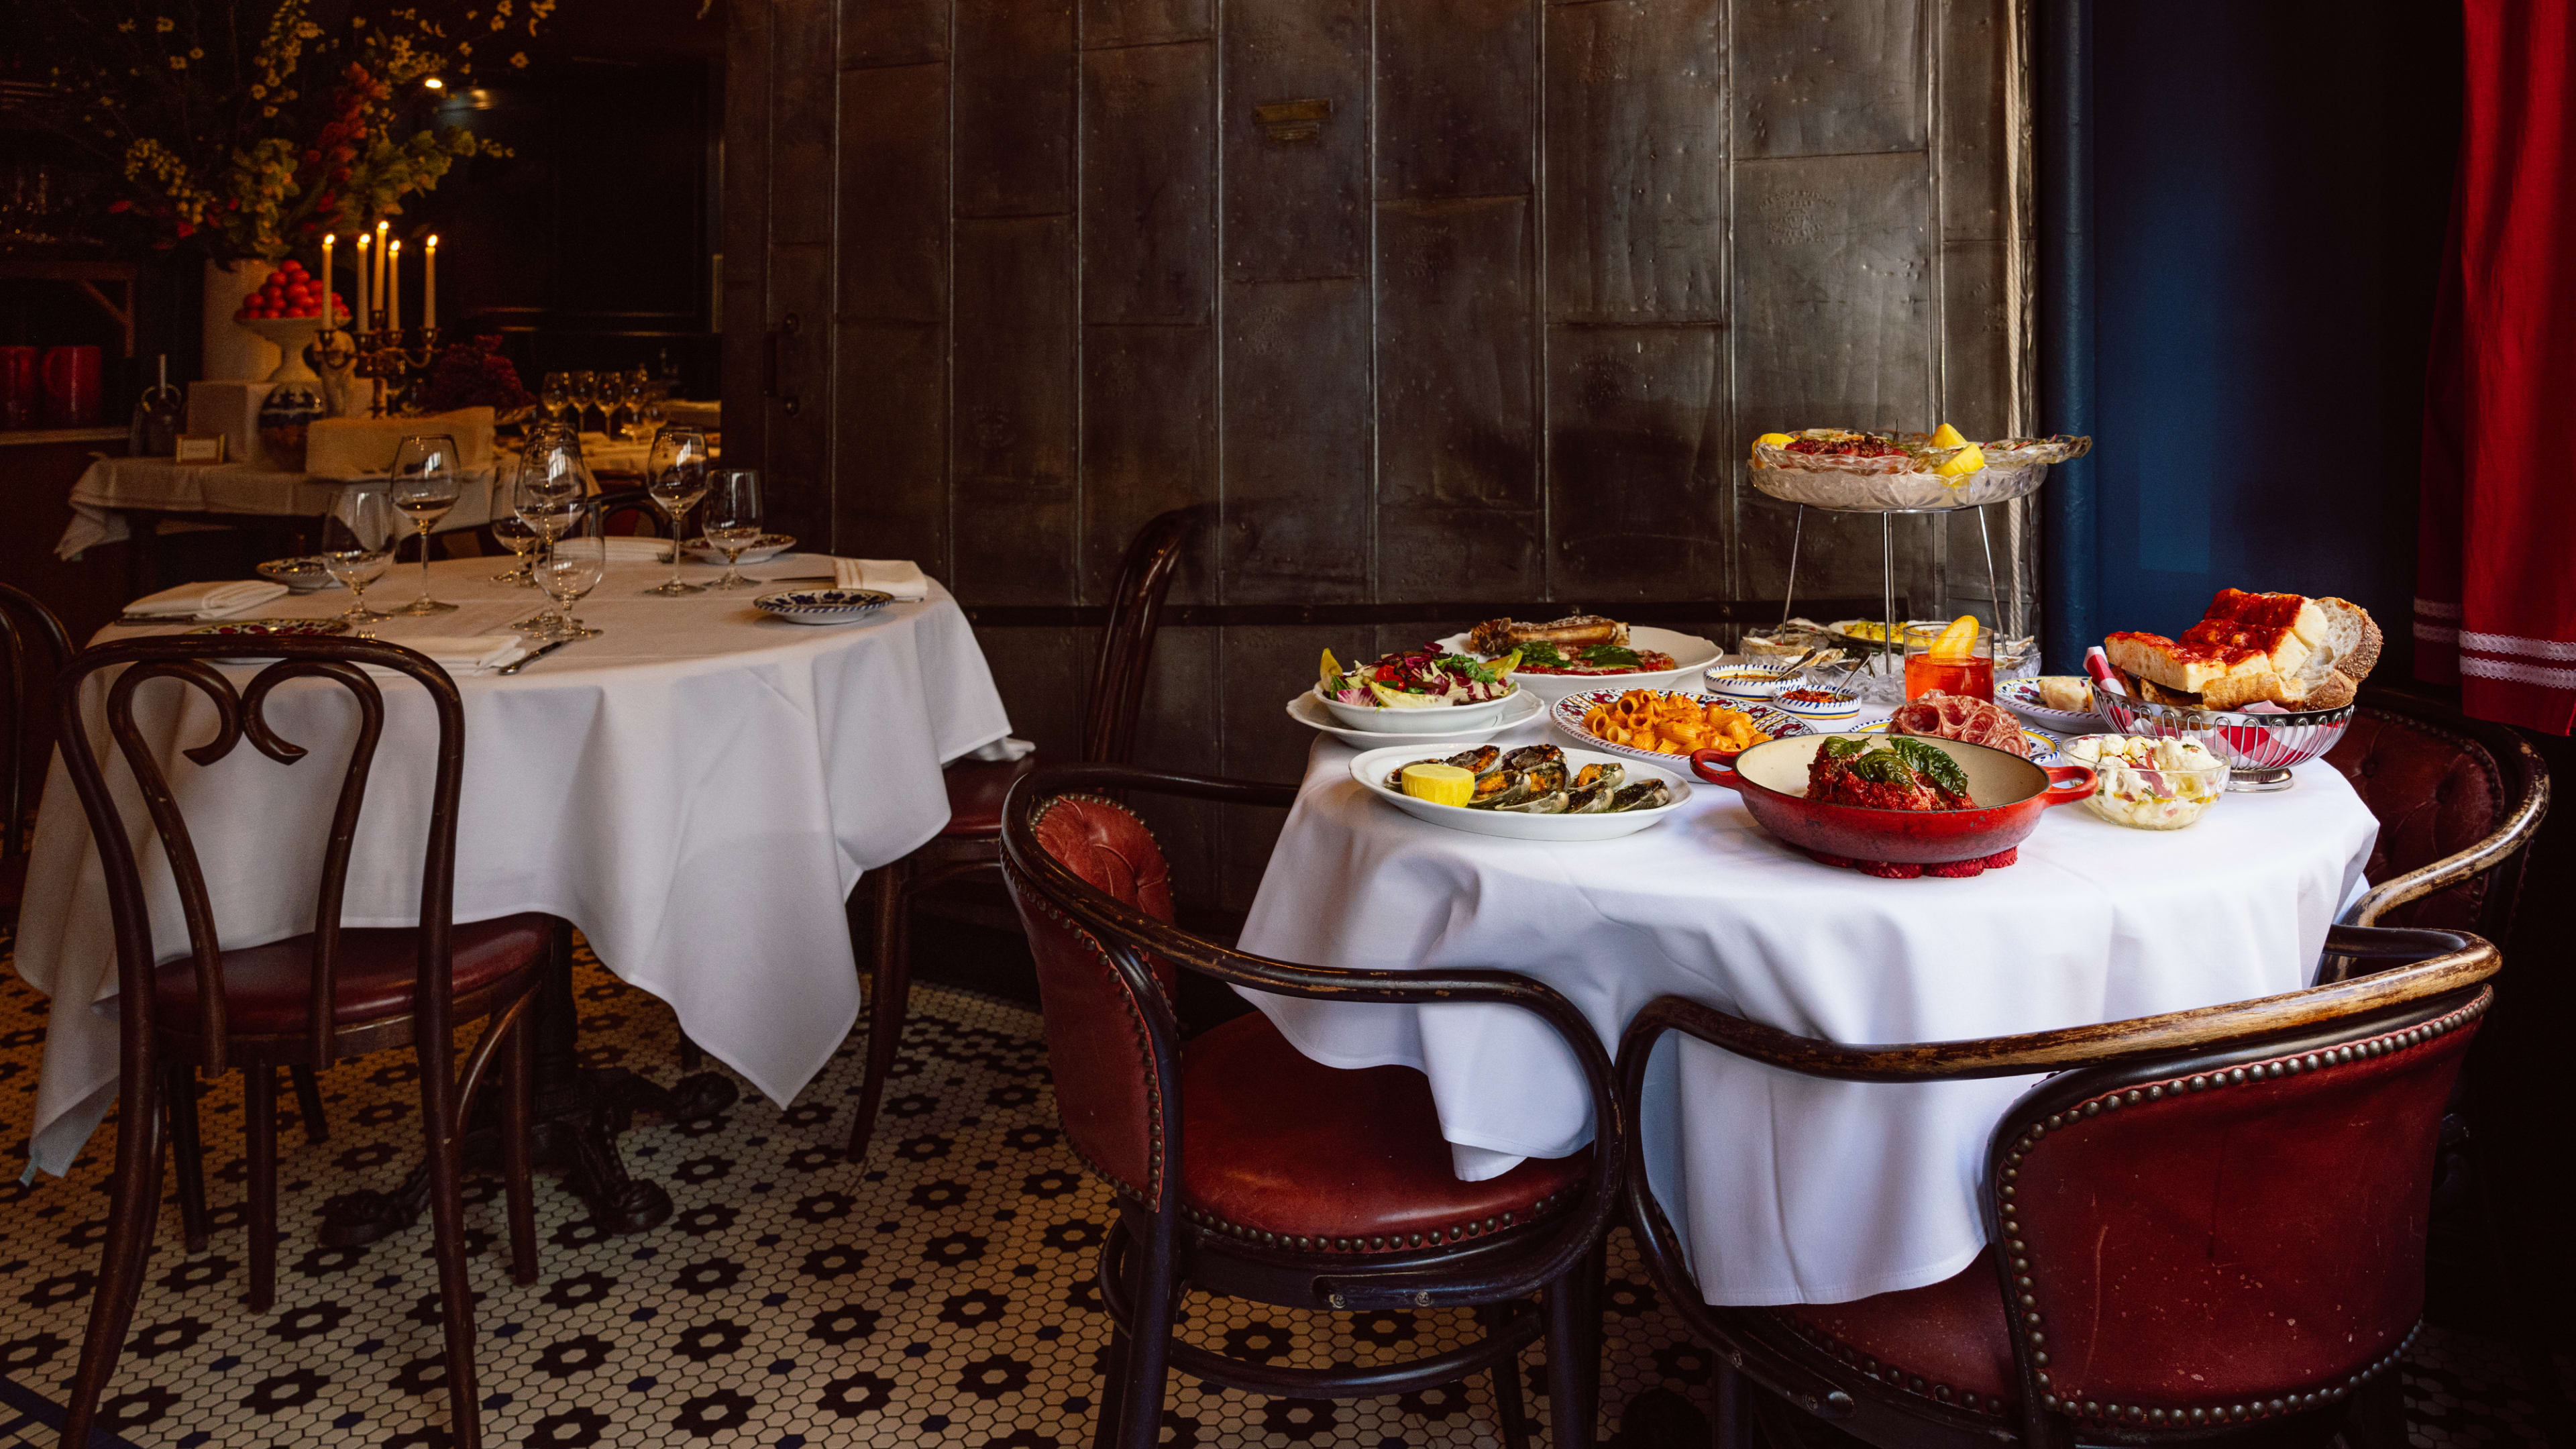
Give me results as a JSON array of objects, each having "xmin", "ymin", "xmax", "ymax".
[{"xmin": 753, "ymin": 586, "xmax": 894, "ymax": 626}]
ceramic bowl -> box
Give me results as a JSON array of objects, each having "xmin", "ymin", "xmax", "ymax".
[
  {"xmin": 1772, "ymin": 687, "xmax": 1864, "ymax": 730},
  {"xmin": 1288, "ymin": 688, "xmax": 1542, "ymax": 745},
  {"xmin": 1317, "ymin": 686, "xmax": 1519, "ymax": 735},
  {"xmin": 1703, "ymin": 665, "xmax": 1797, "ymax": 704},
  {"xmin": 256, "ymin": 556, "xmax": 342, "ymax": 593},
  {"xmin": 1432, "ymin": 626, "xmax": 1724, "ymax": 702}
]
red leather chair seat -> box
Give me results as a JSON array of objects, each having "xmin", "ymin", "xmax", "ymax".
[
  {"xmin": 153, "ymin": 912, "xmax": 551, "ymax": 1036},
  {"xmin": 2322, "ymin": 710, "xmax": 2502, "ymax": 930},
  {"xmin": 943, "ymin": 753, "xmax": 1044, "ymax": 838},
  {"xmin": 1178, "ymin": 1012, "xmax": 1590, "ymax": 1254},
  {"xmin": 1767, "ymin": 1249, "xmax": 2016, "ymax": 1413}
]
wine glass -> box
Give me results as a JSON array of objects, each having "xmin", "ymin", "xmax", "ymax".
[
  {"xmin": 321, "ymin": 490, "xmax": 396, "ymax": 634},
  {"xmin": 388, "ymin": 434, "xmax": 462, "ymax": 616},
  {"xmin": 539, "ymin": 372, "xmax": 571, "ymax": 427},
  {"xmin": 641, "ymin": 424, "xmax": 710, "ymax": 596},
  {"xmin": 489, "ymin": 458, "xmax": 554, "ymax": 584},
  {"xmin": 700, "ymin": 469, "xmax": 763, "ymax": 590},
  {"xmin": 531, "ymin": 504, "xmax": 606, "ymax": 639},
  {"xmin": 510, "ymin": 449, "xmax": 588, "ymax": 634},
  {"xmin": 567, "ymin": 370, "xmax": 598, "ymax": 432}
]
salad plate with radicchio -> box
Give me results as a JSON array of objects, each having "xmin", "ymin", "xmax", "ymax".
[
  {"xmin": 1438, "ymin": 614, "xmax": 1721, "ymax": 702},
  {"xmin": 1311, "ymin": 646, "xmax": 1523, "ymax": 734}
]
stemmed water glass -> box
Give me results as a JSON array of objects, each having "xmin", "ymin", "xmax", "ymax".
[
  {"xmin": 320, "ymin": 490, "xmax": 396, "ymax": 635},
  {"xmin": 388, "ymin": 434, "xmax": 462, "ymax": 616},
  {"xmin": 568, "ymin": 370, "xmax": 598, "ymax": 433},
  {"xmin": 531, "ymin": 504, "xmax": 606, "ymax": 639},
  {"xmin": 539, "ymin": 372, "xmax": 572, "ymax": 428},
  {"xmin": 511, "ymin": 451, "xmax": 588, "ymax": 634},
  {"xmin": 641, "ymin": 424, "xmax": 710, "ymax": 596},
  {"xmin": 700, "ymin": 469, "xmax": 763, "ymax": 590}
]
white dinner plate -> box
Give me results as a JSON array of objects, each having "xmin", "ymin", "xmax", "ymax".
[
  {"xmin": 1348, "ymin": 743, "xmax": 1692, "ymax": 841},
  {"xmin": 1548, "ymin": 689, "xmax": 1807, "ymax": 766},
  {"xmin": 1288, "ymin": 686, "xmax": 1543, "ymax": 745},
  {"xmin": 1434, "ymin": 625, "xmax": 1721, "ymax": 703},
  {"xmin": 1996, "ymin": 676, "xmax": 2106, "ymax": 734},
  {"xmin": 1854, "ymin": 716, "xmax": 2061, "ymax": 763}
]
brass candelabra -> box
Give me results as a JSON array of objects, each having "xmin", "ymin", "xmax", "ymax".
[{"xmin": 315, "ymin": 312, "xmax": 441, "ymax": 416}]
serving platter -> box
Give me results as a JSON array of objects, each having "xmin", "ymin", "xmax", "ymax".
[
  {"xmin": 1435, "ymin": 626, "xmax": 1720, "ymax": 703},
  {"xmin": 1548, "ymin": 689, "xmax": 1807, "ymax": 767},
  {"xmin": 1852, "ymin": 716, "xmax": 2061, "ymax": 764},
  {"xmin": 753, "ymin": 587, "xmax": 894, "ymax": 626},
  {"xmin": 1287, "ymin": 686, "xmax": 1543, "ymax": 745},
  {"xmin": 1349, "ymin": 743, "xmax": 1691, "ymax": 841}
]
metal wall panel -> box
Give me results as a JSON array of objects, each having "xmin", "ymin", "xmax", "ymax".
[
  {"xmin": 1081, "ymin": 42, "xmax": 1216, "ymax": 323},
  {"xmin": 1220, "ymin": 0, "xmax": 1370, "ymax": 283},
  {"xmin": 1544, "ymin": 0, "xmax": 1727, "ymax": 325},
  {"xmin": 739, "ymin": 0, "xmax": 2036, "ymax": 908}
]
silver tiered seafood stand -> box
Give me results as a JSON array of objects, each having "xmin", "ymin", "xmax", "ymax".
[{"xmin": 1753, "ymin": 435, "xmax": 2092, "ymax": 695}]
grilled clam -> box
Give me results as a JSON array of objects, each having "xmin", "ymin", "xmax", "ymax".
[
  {"xmin": 1571, "ymin": 762, "xmax": 1624, "ymax": 792},
  {"xmin": 1610, "ymin": 780, "xmax": 1672, "ymax": 812},
  {"xmin": 1503, "ymin": 744, "xmax": 1564, "ymax": 773},
  {"xmin": 1447, "ymin": 745, "xmax": 1504, "ymax": 778},
  {"xmin": 1566, "ymin": 783, "xmax": 1619, "ymax": 813},
  {"xmin": 1498, "ymin": 792, "xmax": 1570, "ymax": 814},
  {"xmin": 1468, "ymin": 769, "xmax": 1544, "ymax": 808}
]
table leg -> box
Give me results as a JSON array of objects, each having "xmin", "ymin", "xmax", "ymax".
[{"xmin": 317, "ymin": 918, "xmax": 740, "ymax": 1246}]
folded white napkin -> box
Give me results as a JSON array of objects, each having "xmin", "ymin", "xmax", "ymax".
[
  {"xmin": 126, "ymin": 580, "xmax": 290, "ymax": 619},
  {"xmin": 377, "ymin": 635, "xmax": 530, "ymax": 674},
  {"xmin": 832, "ymin": 557, "xmax": 930, "ymax": 600},
  {"xmin": 602, "ymin": 537, "xmax": 672, "ymax": 564}
]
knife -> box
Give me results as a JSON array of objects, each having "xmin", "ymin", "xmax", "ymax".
[{"xmin": 496, "ymin": 637, "xmax": 579, "ymax": 675}]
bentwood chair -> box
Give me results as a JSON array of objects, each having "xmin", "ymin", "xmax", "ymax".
[
  {"xmin": 55, "ymin": 636, "xmax": 547, "ymax": 1449},
  {"xmin": 844, "ymin": 506, "xmax": 1197, "ymax": 1161},
  {"xmin": 2322, "ymin": 685, "xmax": 2548, "ymax": 938},
  {"xmin": 1002, "ymin": 763, "xmax": 1620, "ymax": 1449},
  {"xmin": 0, "ymin": 582, "xmax": 72, "ymax": 917},
  {"xmin": 1617, "ymin": 922, "xmax": 2499, "ymax": 1449}
]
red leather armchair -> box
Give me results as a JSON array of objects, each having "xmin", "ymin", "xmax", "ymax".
[
  {"xmin": 2324, "ymin": 686, "xmax": 2547, "ymax": 936},
  {"xmin": 1002, "ymin": 761, "xmax": 1622, "ymax": 1449},
  {"xmin": 1617, "ymin": 924, "xmax": 2500, "ymax": 1449}
]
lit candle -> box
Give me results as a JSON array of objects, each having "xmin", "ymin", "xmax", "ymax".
[
  {"xmin": 373, "ymin": 220, "xmax": 389, "ymax": 315},
  {"xmin": 424, "ymin": 235, "xmax": 437, "ymax": 331},
  {"xmin": 319, "ymin": 233, "xmax": 335, "ymax": 329},
  {"xmin": 354, "ymin": 233, "xmax": 372, "ymax": 325},
  {"xmin": 386, "ymin": 238, "xmax": 402, "ymax": 332}
]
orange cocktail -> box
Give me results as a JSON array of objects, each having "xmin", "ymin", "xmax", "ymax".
[{"xmin": 1903, "ymin": 617, "xmax": 1994, "ymax": 701}]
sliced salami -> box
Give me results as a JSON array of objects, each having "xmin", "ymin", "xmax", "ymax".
[{"xmin": 1888, "ymin": 690, "xmax": 2028, "ymax": 758}]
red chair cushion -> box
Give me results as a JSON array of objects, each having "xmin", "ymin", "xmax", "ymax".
[
  {"xmin": 153, "ymin": 912, "xmax": 551, "ymax": 1036},
  {"xmin": 2322, "ymin": 709, "xmax": 2502, "ymax": 930},
  {"xmin": 1178, "ymin": 1012, "xmax": 1589, "ymax": 1254},
  {"xmin": 943, "ymin": 753, "xmax": 1043, "ymax": 838},
  {"xmin": 1769, "ymin": 1250, "xmax": 2016, "ymax": 1413}
]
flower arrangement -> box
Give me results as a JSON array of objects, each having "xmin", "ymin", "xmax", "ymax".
[
  {"xmin": 13, "ymin": 1, "xmax": 553, "ymax": 262},
  {"xmin": 414, "ymin": 333, "xmax": 534, "ymax": 413}
]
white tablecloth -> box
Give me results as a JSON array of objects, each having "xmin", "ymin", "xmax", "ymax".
[
  {"xmin": 56, "ymin": 456, "xmax": 497, "ymax": 559},
  {"xmin": 13, "ymin": 555, "xmax": 1011, "ymax": 1177},
  {"xmin": 1236, "ymin": 710, "xmax": 2379, "ymax": 1305}
]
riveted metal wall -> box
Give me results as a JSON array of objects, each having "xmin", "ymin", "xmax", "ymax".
[{"xmin": 729, "ymin": 0, "xmax": 2035, "ymax": 906}]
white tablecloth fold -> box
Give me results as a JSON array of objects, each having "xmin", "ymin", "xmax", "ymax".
[
  {"xmin": 1236, "ymin": 714, "xmax": 2379, "ymax": 1306},
  {"xmin": 14, "ymin": 557, "xmax": 1012, "ymax": 1178}
]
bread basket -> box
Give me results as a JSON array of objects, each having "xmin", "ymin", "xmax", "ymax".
[{"xmin": 2086, "ymin": 680, "xmax": 2353, "ymax": 792}]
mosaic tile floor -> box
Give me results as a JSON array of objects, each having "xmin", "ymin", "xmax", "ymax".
[{"xmin": 0, "ymin": 925, "xmax": 2561, "ymax": 1448}]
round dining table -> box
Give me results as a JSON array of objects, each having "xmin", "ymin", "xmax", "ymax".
[
  {"xmin": 13, "ymin": 554, "xmax": 1012, "ymax": 1192},
  {"xmin": 1236, "ymin": 700, "xmax": 2379, "ymax": 1307}
]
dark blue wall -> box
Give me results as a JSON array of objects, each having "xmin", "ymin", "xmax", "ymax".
[{"xmin": 2087, "ymin": 1, "xmax": 2457, "ymax": 662}]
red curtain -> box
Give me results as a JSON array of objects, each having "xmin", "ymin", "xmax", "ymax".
[{"xmin": 2417, "ymin": 1, "xmax": 2576, "ymax": 733}]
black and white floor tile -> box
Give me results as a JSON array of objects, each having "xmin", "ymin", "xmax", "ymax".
[{"xmin": 0, "ymin": 926, "xmax": 2559, "ymax": 1448}]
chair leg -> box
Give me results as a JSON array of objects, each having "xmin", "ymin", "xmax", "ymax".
[
  {"xmin": 1544, "ymin": 1266, "xmax": 1600, "ymax": 1448},
  {"xmin": 1713, "ymin": 1363, "xmax": 1752, "ymax": 1449},
  {"xmin": 288, "ymin": 1063, "xmax": 329, "ymax": 1144},
  {"xmin": 1481, "ymin": 1303, "xmax": 1534, "ymax": 1449},
  {"xmin": 1091, "ymin": 1323, "xmax": 1132, "ymax": 1449},
  {"xmin": 847, "ymin": 859, "xmax": 915, "ymax": 1163},
  {"xmin": 62, "ymin": 1067, "xmax": 166, "ymax": 1448},
  {"xmin": 500, "ymin": 1014, "xmax": 540, "ymax": 1285},
  {"xmin": 164, "ymin": 1062, "xmax": 210, "ymax": 1254},
  {"xmin": 421, "ymin": 1051, "xmax": 486, "ymax": 1449},
  {"xmin": 1113, "ymin": 1219, "xmax": 1179, "ymax": 1449},
  {"xmin": 676, "ymin": 1031, "xmax": 704, "ymax": 1071},
  {"xmin": 244, "ymin": 1066, "xmax": 278, "ymax": 1313}
]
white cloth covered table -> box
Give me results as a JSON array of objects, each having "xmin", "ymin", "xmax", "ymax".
[
  {"xmin": 56, "ymin": 455, "xmax": 496, "ymax": 559},
  {"xmin": 1236, "ymin": 712, "xmax": 2379, "ymax": 1306},
  {"xmin": 13, "ymin": 555, "xmax": 1011, "ymax": 1178}
]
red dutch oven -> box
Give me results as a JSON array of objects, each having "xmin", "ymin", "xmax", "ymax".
[{"xmin": 1688, "ymin": 734, "xmax": 2096, "ymax": 865}]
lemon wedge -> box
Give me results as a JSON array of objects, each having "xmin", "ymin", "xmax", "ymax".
[
  {"xmin": 1934, "ymin": 442, "xmax": 1985, "ymax": 479},
  {"xmin": 1929, "ymin": 423, "xmax": 1969, "ymax": 449},
  {"xmin": 1399, "ymin": 761, "xmax": 1475, "ymax": 806},
  {"xmin": 1927, "ymin": 614, "xmax": 1980, "ymax": 659},
  {"xmin": 1749, "ymin": 431, "xmax": 1794, "ymax": 464}
]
